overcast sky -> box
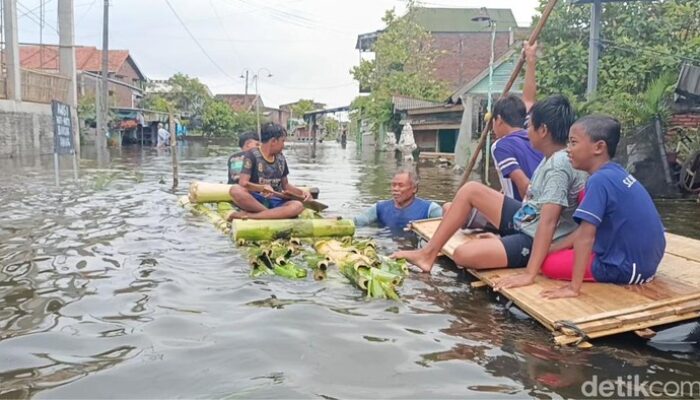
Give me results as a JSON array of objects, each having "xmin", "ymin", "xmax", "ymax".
[{"xmin": 16, "ymin": 0, "xmax": 540, "ymax": 108}]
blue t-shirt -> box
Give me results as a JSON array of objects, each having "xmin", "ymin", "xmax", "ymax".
[
  {"xmin": 354, "ymin": 197, "xmax": 442, "ymax": 232},
  {"xmin": 491, "ymin": 129, "xmax": 543, "ymax": 201},
  {"xmin": 573, "ymin": 163, "xmax": 666, "ymax": 284}
]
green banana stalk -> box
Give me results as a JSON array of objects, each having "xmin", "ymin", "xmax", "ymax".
[{"xmin": 273, "ymin": 261, "xmax": 308, "ymax": 279}]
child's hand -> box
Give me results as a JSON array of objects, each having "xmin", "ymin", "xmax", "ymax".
[
  {"xmin": 494, "ymin": 273, "xmax": 536, "ymax": 291},
  {"xmin": 261, "ymin": 185, "xmax": 276, "ymax": 198},
  {"xmin": 523, "ymin": 41, "xmax": 538, "ymax": 63},
  {"xmin": 301, "ymin": 191, "xmax": 312, "ymax": 202},
  {"xmin": 541, "ymin": 284, "xmax": 580, "ymax": 299}
]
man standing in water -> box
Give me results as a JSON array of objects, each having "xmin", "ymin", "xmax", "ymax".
[
  {"xmin": 156, "ymin": 123, "xmax": 170, "ymax": 147},
  {"xmin": 354, "ymin": 168, "xmax": 442, "ymax": 232},
  {"xmin": 228, "ymin": 123, "xmax": 311, "ymax": 220}
]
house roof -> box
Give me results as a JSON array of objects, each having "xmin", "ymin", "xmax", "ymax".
[
  {"xmin": 392, "ymin": 95, "xmax": 440, "ymax": 112},
  {"xmin": 18, "ymin": 45, "xmax": 144, "ymax": 79},
  {"xmin": 215, "ymin": 94, "xmax": 263, "ymax": 112},
  {"xmin": 356, "ymin": 8, "xmax": 519, "ymax": 51},
  {"xmin": 449, "ymin": 47, "xmax": 522, "ymax": 103},
  {"xmin": 413, "ymin": 8, "xmax": 518, "ymax": 33}
]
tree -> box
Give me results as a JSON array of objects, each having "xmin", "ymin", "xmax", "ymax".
[
  {"xmin": 290, "ymin": 99, "xmax": 317, "ymax": 119},
  {"xmin": 350, "ymin": 1, "xmax": 449, "ymax": 131},
  {"xmin": 322, "ymin": 116, "xmax": 340, "ymax": 139},
  {"xmin": 202, "ymin": 100, "xmax": 236, "ymax": 137},
  {"xmin": 534, "ymin": 0, "xmax": 700, "ymax": 128},
  {"xmin": 231, "ymin": 110, "xmax": 257, "ymax": 134},
  {"xmin": 141, "ymin": 93, "xmax": 173, "ymax": 113}
]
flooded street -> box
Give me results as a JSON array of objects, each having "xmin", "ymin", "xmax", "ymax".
[{"xmin": 1, "ymin": 141, "xmax": 699, "ymax": 399}]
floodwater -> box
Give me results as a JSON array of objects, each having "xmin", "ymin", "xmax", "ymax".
[{"xmin": 1, "ymin": 141, "xmax": 699, "ymax": 399}]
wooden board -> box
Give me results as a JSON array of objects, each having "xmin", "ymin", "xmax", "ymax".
[{"xmin": 410, "ymin": 218, "xmax": 700, "ymax": 345}]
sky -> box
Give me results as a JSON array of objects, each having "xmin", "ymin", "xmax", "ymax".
[{"xmin": 15, "ymin": 0, "xmax": 540, "ymax": 108}]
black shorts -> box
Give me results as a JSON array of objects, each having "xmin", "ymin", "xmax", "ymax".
[{"xmin": 498, "ymin": 197, "xmax": 533, "ymax": 268}]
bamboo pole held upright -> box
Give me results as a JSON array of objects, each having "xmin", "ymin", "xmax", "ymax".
[{"xmin": 459, "ymin": 0, "xmax": 560, "ymax": 187}]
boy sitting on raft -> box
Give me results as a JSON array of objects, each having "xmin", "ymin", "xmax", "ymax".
[
  {"xmin": 227, "ymin": 122, "xmax": 311, "ymax": 220},
  {"xmin": 392, "ymin": 95, "xmax": 587, "ymax": 283},
  {"xmin": 533, "ymin": 115, "xmax": 666, "ymax": 299},
  {"xmin": 228, "ymin": 131, "xmax": 259, "ymax": 184}
]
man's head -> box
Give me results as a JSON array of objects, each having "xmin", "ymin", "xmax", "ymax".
[
  {"xmin": 260, "ymin": 123, "xmax": 287, "ymax": 154},
  {"xmin": 391, "ymin": 167, "xmax": 419, "ymax": 207},
  {"xmin": 492, "ymin": 95, "xmax": 527, "ymax": 138},
  {"xmin": 238, "ymin": 131, "xmax": 259, "ymax": 151},
  {"xmin": 158, "ymin": 123, "xmax": 163, "ymax": 129},
  {"xmin": 567, "ymin": 115, "xmax": 620, "ymax": 172},
  {"xmin": 527, "ymin": 94, "xmax": 575, "ymax": 151}
]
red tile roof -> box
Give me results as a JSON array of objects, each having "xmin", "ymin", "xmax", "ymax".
[{"xmin": 19, "ymin": 45, "xmax": 131, "ymax": 74}]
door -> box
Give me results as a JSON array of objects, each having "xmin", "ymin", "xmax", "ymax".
[{"xmin": 438, "ymin": 129, "xmax": 457, "ymax": 153}]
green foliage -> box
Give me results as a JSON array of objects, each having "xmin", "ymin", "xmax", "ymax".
[
  {"xmin": 141, "ymin": 93, "xmax": 173, "ymax": 112},
  {"xmin": 232, "ymin": 110, "xmax": 257, "ymax": 134},
  {"xmin": 78, "ymin": 94, "xmax": 97, "ymax": 124},
  {"xmin": 166, "ymin": 73, "xmax": 212, "ymax": 119},
  {"xmin": 534, "ymin": 0, "xmax": 700, "ymax": 129},
  {"xmin": 322, "ymin": 116, "xmax": 340, "ymax": 139},
  {"xmin": 290, "ymin": 99, "xmax": 317, "ymax": 118},
  {"xmin": 202, "ymin": 100, "xmax": 237, "ymax": 137},
  {"xmin": 350, "ymin": 1, "xmax": 450, "ymax": 131}
]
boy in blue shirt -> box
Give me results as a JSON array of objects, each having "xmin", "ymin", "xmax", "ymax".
[{"xmin": 541, "ymin": 115, "xmax": 666, "ymax": 299}]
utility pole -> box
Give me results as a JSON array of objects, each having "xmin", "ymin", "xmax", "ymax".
[
  {"xmin": 254, "ymin": 75, "xmax": 261, "ymax": 140},
  {"xmin": 96, "ymin": 0, "xmax": 109, "ymax": 150},
  {"xmin": 244, "ymin": 70, "xmax": 249, "ymax": 98},
  {"xmin": 586, "ymin": 0, "xmax": 602, "ymax": 99}
]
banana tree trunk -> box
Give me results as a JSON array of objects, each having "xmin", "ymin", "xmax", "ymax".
[{"xmin": 231, "ymin": 219, "xmax": 355, "ymax": 241}]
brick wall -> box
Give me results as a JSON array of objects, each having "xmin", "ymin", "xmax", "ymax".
[
  {"xmin": 670, "ymin": 113, "xmax": 700, "ymax": 129},
  {"xmin": 432, "ymin": 32, "xmax": 512, "ymax": 90},
  {"xmin": 0, "ymin": 100, "xmax": 55, "ymax": 158}
]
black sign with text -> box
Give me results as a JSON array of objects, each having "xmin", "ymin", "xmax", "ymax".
[{"xmin": 52, "ymin": 100, "xmax": 74, "ymax": 155}]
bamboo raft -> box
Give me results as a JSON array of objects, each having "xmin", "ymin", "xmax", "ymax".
[{"xmin": 410, "ymin": 218, "xmax": 700, "ymax": 347}]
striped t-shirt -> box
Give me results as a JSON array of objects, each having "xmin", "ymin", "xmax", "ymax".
[{"xmin": 490, "ymin": 129, "xmax": 543, "ymax": 201}]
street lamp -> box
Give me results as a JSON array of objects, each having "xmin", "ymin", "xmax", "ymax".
[
  {"xmin": 472, "ymin": 7, "xmax": 496, "ymax": 185},
  {"xmin": 246, "ymin": 68, "xmax": 272, "ymax": 140}
]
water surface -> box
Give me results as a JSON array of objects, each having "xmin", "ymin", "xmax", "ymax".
[{"xmin": 1, "ymin": 141, "xmax": 698, "ymax": 399}]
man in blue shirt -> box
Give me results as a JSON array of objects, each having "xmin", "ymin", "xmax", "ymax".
[
  {"xmin": 541, "ymin": 115, "xmax": 666, "ymax": 299},
  {"xmin": 354, "ymin": 168, "xmax": 442, "ymax": 232}
]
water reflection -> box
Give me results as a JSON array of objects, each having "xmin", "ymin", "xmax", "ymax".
[{"xmin": 0, "ymin": 141, "xmax": 698, "ymax": 398}]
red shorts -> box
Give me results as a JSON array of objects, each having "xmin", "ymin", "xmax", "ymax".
[{"xmin": 541, "ymin": 249, "xmax": 597, "ymax": 282}]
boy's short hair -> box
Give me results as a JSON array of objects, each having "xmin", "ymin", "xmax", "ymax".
[
  {"xmin": 260, "ymin": 123, "xmax": 287, "ymax": 143},
  {"xmin": 493, "ymin": 94, "xmax": 527, "ymax": 128},
  {"xmin": 238, "ymin": 131, "xmax": 257, "ymax": 148},
  {"xmin": 529, "ymin": 94, "xmax": 575, "ymax": 145},
  {"xmin": 574, "ymin": 114, "xmax": 621, "ymax": 158}
]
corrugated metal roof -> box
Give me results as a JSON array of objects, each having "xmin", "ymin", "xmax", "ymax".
[
  {"xmin": 413, "ymin": 8, "xmax": 518, "ymax": 32},
  {"xmin": 392, "ymin": 96, "xmax": 440, "ymax": 112}
]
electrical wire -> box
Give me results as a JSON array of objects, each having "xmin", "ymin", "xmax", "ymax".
[
  {"xmin": 163, "ymin": 0, "xmax": 238, "ymax": 82},
  {"xmin": 600, "ymin": 39, "xmax": 700, "ymax": 65}
]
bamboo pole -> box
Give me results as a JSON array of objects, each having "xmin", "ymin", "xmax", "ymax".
[{"xmin": 459, "ymin": 0, "xmax": 560, "ymax": 186}]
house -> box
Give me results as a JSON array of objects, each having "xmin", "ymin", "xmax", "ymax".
[
  {"xmin": 216, "ymin": 94, "xmax": 290, "ymax": 128},
  {"xmin": 397, "ymin": 47, "xmax": 522, "ymax": 154},
  {"xmin": 397, "ymin": 97, "xmax": 463, "ymax": 153},
  {"xmin": 356, "ymin": 7, "xmax": 524, "ymax": 92},
  {"xmin": 18, "ymin": 45, "xmax": 147, "ymax": 108}
]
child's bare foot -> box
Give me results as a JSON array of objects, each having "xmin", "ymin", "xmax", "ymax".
[
  {"xmin": 390, "ymin": 249, "xmax": 437, "ymax": 273},
  {"xmin": 227, "ymin": 211, "xmax": 249, "ymax": 221}
]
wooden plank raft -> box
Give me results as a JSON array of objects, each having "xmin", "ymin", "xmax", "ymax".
[{"xmin": 410, "ymin": 218, "xmax": 700, "ymax": 347}]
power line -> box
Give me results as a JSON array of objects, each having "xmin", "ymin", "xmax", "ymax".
[
  {"xmin": 163, "ymin": 0, "xmax": 238, "ymax": 82},
  {"xmin": 600, "ymin": 39, "xmax": 700, "ymax": 65},
  {"xmin": 208, "ymin": 0, "xmax": 243, "ymax": 60}
]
